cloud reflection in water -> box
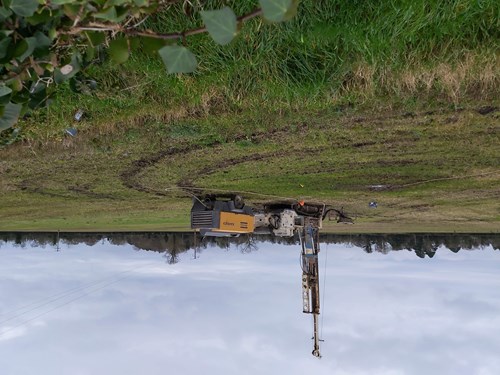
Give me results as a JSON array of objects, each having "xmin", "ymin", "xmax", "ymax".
[{"xmin": 0, "ymin": 237, "xmax": 499, "ymax": 375}]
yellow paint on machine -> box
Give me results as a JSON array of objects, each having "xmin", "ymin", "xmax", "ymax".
[{"xmin": 216, "ymin": 212, "xmax": 255, "ymax": 233}]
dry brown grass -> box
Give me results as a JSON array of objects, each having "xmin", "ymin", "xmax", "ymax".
[
  {"xmin": 403, "ymin": 53, "xmax": 498, "ymax": 102},
  {"xmin": 333, "ymin": 52, "xmax": 500, "ymax": 105}
]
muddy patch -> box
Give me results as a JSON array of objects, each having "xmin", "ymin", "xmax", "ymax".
[
  {"xmin": 18, "ymin": 180, "xmax": 71, "ymax": 199},
  {"xmin": 476, "ymin": 106, "xmax": 497, "ymax": 115}
]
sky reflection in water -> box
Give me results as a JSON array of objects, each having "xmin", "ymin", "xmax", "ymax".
[{"xmin": 0, "ymin": 236, "xmax": 499, "ymax": 375}]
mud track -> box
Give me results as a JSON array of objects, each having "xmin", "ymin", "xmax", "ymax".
[
  {"xmin": 119, "ymin": 143, "xmax": 199, "ymax": 196},
  {"xmin": 18, "ymin": 180, "xmax": 71, "ymax": 199},
  {"xmin": 118, "ymin": 122, "xmax": 322, "ymax": 196},
  {"xmin": 17, "ymin": 180, "xmax": 122, "ymax": 200},
  {"xmin": 118, "ymin": 106, "xmax": 499, "ymax": 197},
  {"xmin": 68, "ymin": 185, "xmax": 120, "ymax": 200}
]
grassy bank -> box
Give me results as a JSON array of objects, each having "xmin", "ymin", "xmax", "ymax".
[{"xmin": 3, "ymin": 0, "xmax": 498, "ymax": 142}]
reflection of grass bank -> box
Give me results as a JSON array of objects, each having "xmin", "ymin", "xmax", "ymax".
[
  {"xmin": 8, "ymin": 0, "xmax": 499, "ymax": 142},
  {"xmin": 1, "ymin": 106, "xmax": 499, "ymax": 232}
]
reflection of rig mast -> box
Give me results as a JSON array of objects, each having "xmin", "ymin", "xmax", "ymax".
[{"xmin": 300, "ymin": 218, "xmax": 322, "ymax": 357}]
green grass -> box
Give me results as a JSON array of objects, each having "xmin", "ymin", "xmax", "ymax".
[
  {"xmin": 1, "ymin": 106, "xmax": 499, "ymax": 232},
  {"xmin": 3, "ymin": 0, "xmax": 497, "ymax": 143},
  {"xmin": 1, "ymin": 1, "xmax": 499, "ymax": 232}
]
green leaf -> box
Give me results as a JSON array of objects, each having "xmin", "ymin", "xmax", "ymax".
[
  {"xmin": 114, "ymin": 6, "xmax": 129, "ymax": 22},
  {"xmin": 0, "ymin": 37, "xmax": 11, "ymax": 59},
  {"xmin": 107, "ymin": 0, "xmax": 130, "ymax": 5},
  {"xmin": 141, "ymin": 37, "xmax": 165, "ymax": 55},
  {"xmin": 201, "ymin": 6, "xmax": 238, "ymax": 46},
  {"xmin": 54, "ymin": 68, "xmax": 70, "ymax": 84},
  {"xmin": 85, "ymin": 31, "xmax": 106, "ymax": 47},
  {"xmin": 0, "ymin": 30, "xmax": 14, "ymax": 38},
  {"xmin": 9, "ymin": 0, "xmax": 38, "ymax": 17},
  {"xmin": 51, "ymin": 0, "xmax": 77, "ymax": 4},
  {"xmin": 28, "ymin": 83, "xmax": 47, "ymax": 109},
  {"xmin": 33, "ymin": 31, "xmax": 52, "ymax": 57},
  {"xmin": 85, "ymin": 45, "xmax": 96, "ymax": 62},
  {"xmin": 63, "ymin": 3, "xmax": 81, "ymax": 18},
  {"xmin": 0, "ymin": 86, "xmax": 12, "ymax": 105},
  {"xmin": 94, "ymin": 6, "xmax": 117, "ymax": 21},
  {"xmin": 48, "ymin": 27, "xmax": 57, "ymax": 40},
  {"xmin": 15, "ymin": 37, "xmax": 36, "ymax": 62},
  {"xmin": 109, "ymin": 37, "xmax": 129, "ymax": 64},
  {"xmin": 35, "ymin": 31, "xmax": 52, "ymax": 47},
  {"xmin": 0, "ymin": 96, "xmax": 11, "ymax": 106},
  {"xmin": 259, "ymin": 0, "xmax": 297, "ymax": 22},
  {"xmin": 94, "ymin": 6, "xmax": 128, "ymax": 22},
  {"xmin": 158, "ymin": 45, "xmax": 197, "ymax": 74},
  {"xmin": 0, "ymin": 86, "xmax": 12, "ymax": 97},
  {"xmin": 10, "ymin": 78, "xmax": 23, "ymax": 92},
  {"xmin": 27, "ymin": 8, "xmax": 53, "ymax": 25},
  {"xmin": 0, "ymin": 7, "xmax": 13, "ymax": 22},
  {"xmin": 0, "ymin": 102, "xmax": 22, "ymax": 132}
]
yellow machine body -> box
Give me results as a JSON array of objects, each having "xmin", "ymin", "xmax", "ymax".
[{"xmin": 213, "ymin": 212, "xmax": 255, "ymax": 234}]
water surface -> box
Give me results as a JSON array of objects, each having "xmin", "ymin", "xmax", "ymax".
[{"xmin": 0, "ymin": 233, "xmax": 499, "ymax": 375}]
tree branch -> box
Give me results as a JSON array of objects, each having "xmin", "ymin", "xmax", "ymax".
[
  {"xmin": 239, "ymin": 8, "xmax": 263, "ymax": 22},
  {"xmin": 68, "ymin": 8, "xmax": 263, "ymax": 41}
]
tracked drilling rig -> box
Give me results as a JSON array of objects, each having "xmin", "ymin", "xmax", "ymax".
[{"xmin": 190, "ymin": 194, "xmax": 352, "ymax": 357}]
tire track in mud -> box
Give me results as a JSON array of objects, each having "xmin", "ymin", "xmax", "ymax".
[
  {"xmin": 18, "ymin": 180, "xmax": 72, "ymax": 199},
  {"xmin": 17, "ymin": 180, "xmax": 122, "ymax": 200},
  {"xmin": 177, "ymin": 147, "xmax": 319, "ymax": 187},
  {"xmin": 118, "ymin": 107, "xmax": 495, "ymax": 197},
  {"xmin": 120, "ymin": 145, "xmax": 320, "ymax": 197},
  {"xmin": 67, "ymin": 185, "xmax": 120, "ymax": 200},
  {"xmin": 118, "ymin": 123, "xmax": 318, "ymax": 196},
  {"xmin": 119, "ymin": 143, "xmax": 200, "ymax": 196}
]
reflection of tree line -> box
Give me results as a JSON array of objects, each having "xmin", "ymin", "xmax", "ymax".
[
  {"xmin": 0, "ymin": 232, "xmax": 498, "ymax": 260},
  {"xmin": 327, "ymin": 234, "xmax": 500, "ymax": 258}
]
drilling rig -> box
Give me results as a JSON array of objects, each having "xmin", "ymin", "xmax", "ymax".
[{"xmin": 190, "ymin": 194, "xmax": 352, "ymax": 357}]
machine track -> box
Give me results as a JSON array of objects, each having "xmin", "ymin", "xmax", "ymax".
[{"xmin": 118, "ymin": 124, "xmax": 314, "ymax": 197}]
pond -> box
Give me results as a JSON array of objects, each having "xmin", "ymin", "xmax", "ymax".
[{"xmin": 0, "ymin": 233, "xmax": 499, "ymax": 375}]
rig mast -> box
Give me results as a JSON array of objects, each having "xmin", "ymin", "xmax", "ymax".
[{"xmin": 300, "ymin": 217, "xmax": 322, "ymax": 357}]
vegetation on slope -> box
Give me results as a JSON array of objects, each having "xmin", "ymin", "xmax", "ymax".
[{"xmin": 2, "ymin": 0, "xmax": 498, "ymax": 143}]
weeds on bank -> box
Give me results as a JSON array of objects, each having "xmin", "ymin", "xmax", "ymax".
[{"xmin": 5, "ymin": 0, "xmax": 500, "ymax": 143}]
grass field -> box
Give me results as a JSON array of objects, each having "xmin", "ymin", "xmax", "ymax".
[
  {"xmin": 1, "ymin": 104, "xmax": 499, "ymax": 232},
  {"xmin": 0, "ymin": 1, "xmax": 499, "ymax": 232}
]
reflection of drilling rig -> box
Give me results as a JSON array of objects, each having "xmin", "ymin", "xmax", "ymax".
[{"xmin": 190, "ymin": 194, "xmax": 352, "ymax": 358}]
